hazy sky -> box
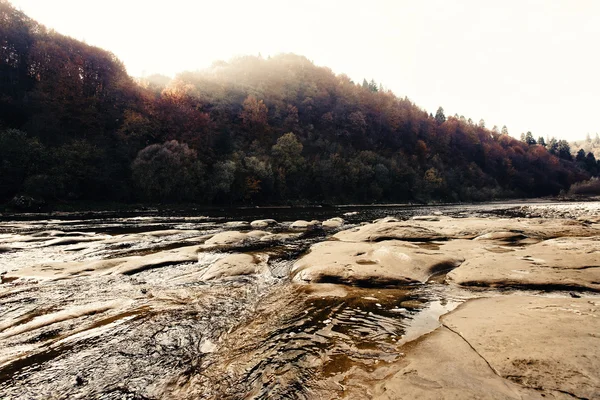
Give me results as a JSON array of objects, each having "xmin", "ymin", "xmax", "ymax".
[{"xmin": 9, "ymin": 0, "xmax": 600, "ymax": 141}]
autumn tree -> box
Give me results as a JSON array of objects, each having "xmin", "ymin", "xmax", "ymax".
[{"xmin": 240, "ymin": 95, "xmax": 269, "ymax": 142}]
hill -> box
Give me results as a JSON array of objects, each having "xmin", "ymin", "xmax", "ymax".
[{"xmin": 0, "ymin": 1, "xmax": 592, "ymax": 208}]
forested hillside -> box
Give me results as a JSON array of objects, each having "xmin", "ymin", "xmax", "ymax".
[{"xmin": 0, "ymin": 1, "xmax": 594, "ymax": 208}]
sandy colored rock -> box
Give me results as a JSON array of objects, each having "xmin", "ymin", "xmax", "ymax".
[
  {"xmin": 334, "ymin": 216, "xmax": 599, "ymax": 243},
  {"xmin": 292, "ymin": 240, "xmax": 464, "ymax": 286},
  {"xmin": 199, "ymin": 253, "xmax": 269, "ymax": 281},
  {"xmin": 223, "ymin": 221, "xmax": 250, "ymax": 228},
  {"xmin": 245, "ymin": 230, "xmax": 271, "ymax": 239},
  {"xmin": 203, "ymin": 231, "xmax": 250, "ymax": 246},
  {"xmin": 39, "ymin": 235, "xmax": 111, "ymax": 247},
  {"xmin": 335, "ymin": 223, "xmax": 444, "ymax": 242},
  {"xmin": 373, "ymin": 217, "xmax": 400, "ymax": 223},
  {"xmin": 259, "ymin": 233, "xmax": 300, "ymax": 242},
  {"xmin": 448, "ymin": 236, "xmax": 600, "ymax": 291},
  {"xmin": 440, "ymin": 296, "xmax": 600, "ymax": 399},
  {"xmin": 322, "ymin": 217, "xmax": 344, "ymax": 228},
  {"xmin": 141, "ymin": 229, "xmax": 201, "ymax": 237},
  {"xmin": 250, "ymin": 219, "xmax": 277, "ymax": 228},
  {"xmin": 371, "ymin": 328, "xmax": 542, "ymax": 400},
  {"xmin": 372, "ymin": 296, "xmax": 600, "ymax": 399},
  {"xmin": 411, "ymin": 216, "xmax": 599, "ymax": 240},
  {"xmin": 473, "ymin": 231, "xmax": 527, "ymax": 241},
  {"xmin": 4, "ymin": 245, "xmax": 201, "ymax": 280},
  {"xmin": 290, "ymin": 220, "xmax": 320, "ymax": 229}
]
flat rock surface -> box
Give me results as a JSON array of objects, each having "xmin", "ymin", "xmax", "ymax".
[
  {"xmin": 199, "ymin": 253, "xmax": 270, "ymax": 281},
  {"xmin": 448, "ymin": 236, "xmax": 600, "ymax": 291},
  {"xmin": 371, "ymin": 328, "xmax": 543, "ymax": 400},
  {"xmin": 3, "ymin": 245, "xmax": 202, "ymax": 280},
  {"xmin": 372, "ymin": 296, "xmax": 600, "ymax": 399},
  {"xmin": 335, "ymin": 217, "xmax": 599, "ymax": 242},
  {"xmin": 292, "ymin": 240, "xmax": 464, "ymax": 286},
  {"xmin": 442, "ymin": 296, "xmax": 600, "ymax": 399},
  {"xmin": 334, "ymin": 223, "xmax": 445, "ymax": 242}
]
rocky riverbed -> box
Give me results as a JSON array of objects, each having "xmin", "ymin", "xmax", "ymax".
[{"xmin": 0, "ymin": 202, "xmax": 599, "ymax": 399}]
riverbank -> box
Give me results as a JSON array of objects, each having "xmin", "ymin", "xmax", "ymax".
[{"xmin": 0, "ymin": 202, "xmax": 598, "ymax": 399}]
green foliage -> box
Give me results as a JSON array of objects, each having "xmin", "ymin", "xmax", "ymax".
[
  {"xmin": 538, "ymin": 137, "xmax": 546, "ymax": 147},
  {"xmin": 0, "ymin": 129, "xmax": 46, "ymax": 199},
  {"xmin": 434, "ymin": 107, "xmax": 446, "ymax": 125},
  {"xmin": 132, "ymin": 140, "xmax": 204, "ymax": 202},
  {"xmin": 524, "ymin": 132, "xmax": 536, "ymax": 145}
]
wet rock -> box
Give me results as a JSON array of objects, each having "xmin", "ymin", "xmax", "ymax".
[
  {"xmin": 31, "ymin": 230, "xmax": 67, "ymax": 237},
  {"xmin": 440, "ymin": 296, "xmax": 600, "ymax": 399},
  {"xmin": 204, "ymin": 231, "xmax": 250, "ymax": 247},
  {"xmin": 292, "ymin": 240, "xmax": 464, "ymax": 286},
  {"xmin": 290, "ymin": 220, "xmax": 320, "ymax": 230},
  {"xmin": 448, "ymin": 236, "xmax": 600, "ymax": 291},
  {"xmin": 411, "ymin": 215, "xmax": 440, "ymax": 221},
  {"xmin": 410, "ymin": 216, "xmax": 599, "ymax": 240},
  {"xmin": 200, "ymin": 339, "xmax": 217, "ymax": 353},
  {"xmin": 245, "ymin": 230, "xmax": 271, "ymax": 239},
  {"xmin": 399, "ymin": 300, "xmax": 426, "ymax": 309},
  {"xmin": 336, "ymin": 216, "xmax": 599, "ymax": 243},
  {"xmin": 473, "ymin": 231, "xmax": 527, "ymax": 241},
  {"xmin": 199, "ymin": 253, "xmax": 270, "ymax": 281},
  {"xmin": 3, "ymin": 245, "xmax": 202, "ymax": 280},
  {"xmin": 141, "ymin": 229, "xmax": 201, "ymax": 237},
  {"xmin": 224, "ymin": 221, "xmax": 250, "ymax": 229},
  {"xmin": 373, "ymin": 217, "xmax": 400, "ymax": 223},
  {"xmin": 372, "ymin": 296, "xmax": 600, "ymax": 399},
  {"xmin": 322, "ymin": 217, "xmax": 344, "ymax": 228},
  {"xmin": 250, "ymin": 219, "xmax": 277, "ymax": 228},
  {"xmin": 0, "ymin": 300, "xmax": 127, "ymax": 340},
  {"xmin": 39, "ymin": 236, "xmax": 111, "ymax": 247},
  {"xmin": 259, "ymin": 233, "xmax": 300, "ymax": 243},
  {"xmin": 335, "ymin": 223, "xmax": 444, "ymax": 242},
  {"xmin": 371, "ymin": 327, "xmax": 541, "ymax": 399}
]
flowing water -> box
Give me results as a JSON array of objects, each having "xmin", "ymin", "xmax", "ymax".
[{"xmin": 0, "ymin": 202, "xmax": 593, "ymax": 399}]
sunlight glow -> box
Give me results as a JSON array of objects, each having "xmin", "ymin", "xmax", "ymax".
[{"xmin": 9, "ymin": 0, "xmax": 600, "ymax": 141}]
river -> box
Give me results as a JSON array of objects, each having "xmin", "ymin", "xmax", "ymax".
[{"xmin": 0, "ymin": 201, "xmax": 598, "ymax": 399}]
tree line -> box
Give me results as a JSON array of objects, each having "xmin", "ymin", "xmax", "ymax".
[{"xmin": 0, "ymin": 1, "xmax": 593, "ymax": 208}]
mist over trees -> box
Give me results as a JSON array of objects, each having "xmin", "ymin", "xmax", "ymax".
[{"xmin": 0, "ymin": 1, "xmax": 594, "ymax": 207}]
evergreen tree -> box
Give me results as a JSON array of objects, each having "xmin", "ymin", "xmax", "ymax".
[
  {"xmin": 537, "ymin": 137, "xmax": 546, "ymax": 147},
  {"xmin": 524, "ymin": 131, "xmax": 536, "ymax": 145},
  {"xmin": 557, "ymin": 140, "xmax": 573, "ymax": 161},
  {"xmin": 435, "ymin": 107, "xmax": 446, "ymax": 124}
]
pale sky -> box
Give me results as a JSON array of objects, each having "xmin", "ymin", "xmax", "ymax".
[{"xmin": 9, "ymin": 0, "xmax": 600, "ymax": 141}]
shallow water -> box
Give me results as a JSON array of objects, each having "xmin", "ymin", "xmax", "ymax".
[{"xmin": 0, "ymin": 201, "xmax": 597, "ymax": 399}]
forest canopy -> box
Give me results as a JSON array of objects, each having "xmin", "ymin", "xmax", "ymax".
[{"xmin": 0, "ymin": 1, "xmax": 595, "ymax": 208}]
